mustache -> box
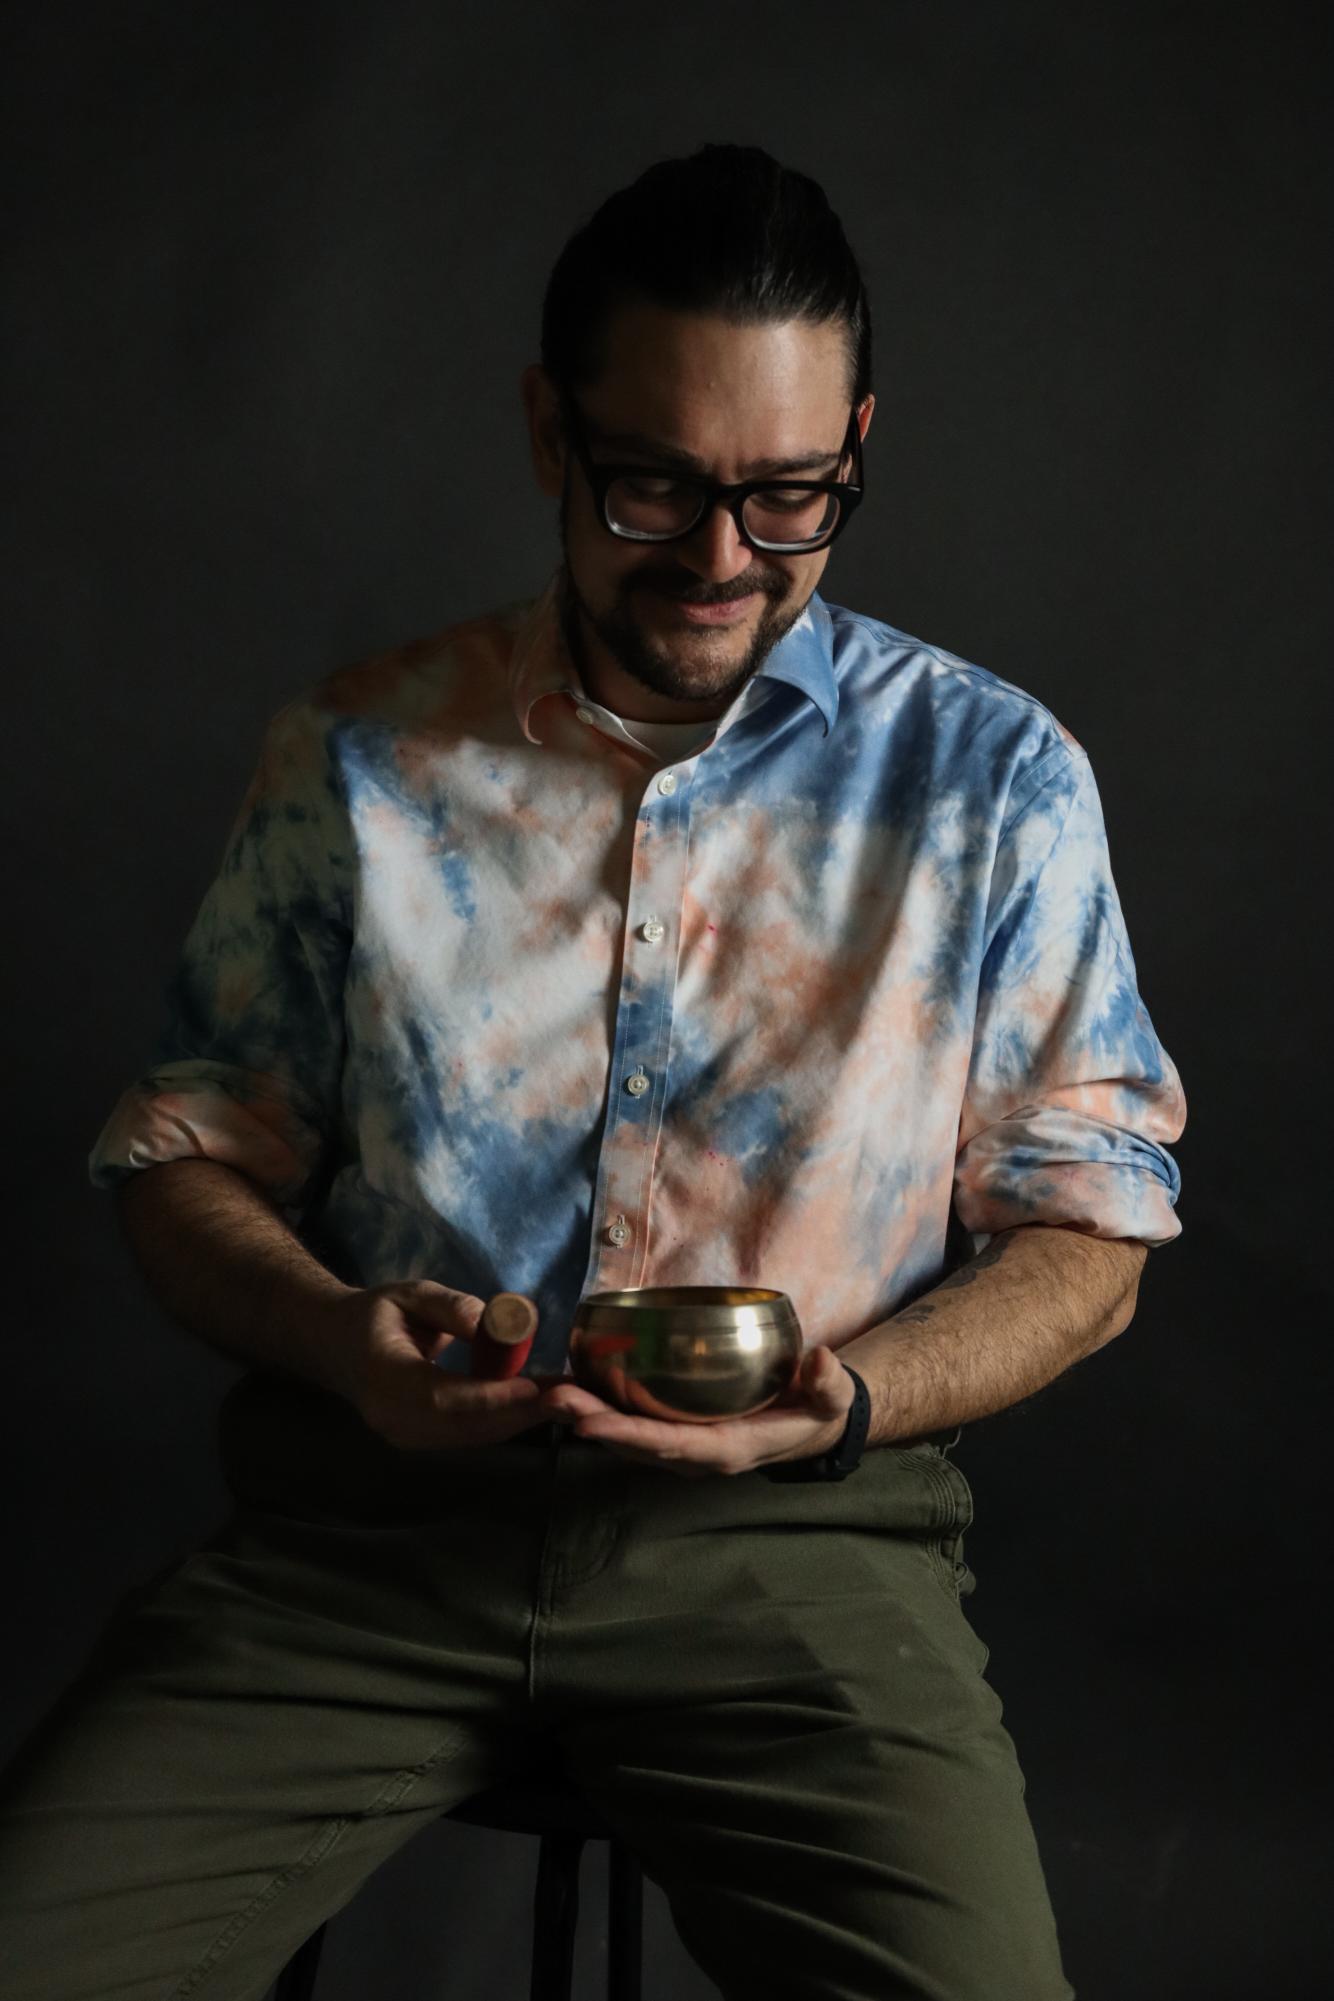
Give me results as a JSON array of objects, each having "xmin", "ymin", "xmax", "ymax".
[{"xmin": 629, "ymin": 575, "xmax": 777, "ymax": 606}]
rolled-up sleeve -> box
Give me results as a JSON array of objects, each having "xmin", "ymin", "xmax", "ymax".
[
  {"xmin": 88, "ymin": 698, "xmax": 351, "ymax": 1215},
  {"xmin": 953, "ymin": 748, "xmax": 1185, "ymax": 1245}
]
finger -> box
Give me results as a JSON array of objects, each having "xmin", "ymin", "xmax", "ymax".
[
  {"xmin": 426, "ymin": 1371, "xmax": 545, "ymax": 1416},
  {"xmin": 550, "ymin": 1364, "xmax": 849, "ymax": 1454},
  {"xmin": 381, "ymin": 1282, "xmax": 487, "ymax": 1360},
  {"xmin": 722, "ymin": 1389, "xmax": 852, "ymax": 1457},
  {"xmin": 579, "ymin": 1391, "xmax": 851, "ymax": 1471},
  {"xmin": 388, "ymin": 1281, "xmax": 488, "ymax": 1337},
  {"xmin": 801, "ymin": 1345, "xmax": 855, "ymax": 1418},
  {"xmin": 562, "ymin": 1408, "xmax": 733, "ymax": 1463},
  {"xmin": 590, "ymin": 1354, "xmax": 849, "ymax": 1441},
  {"xmin": 473, "ymin": 1390, "xmax": 557, "ymax": 1441},
  {"xmin": 769, "ymin": 1346, "xmax": 851, "ymax": 1412},
  {"xmin": 547, "ymin": 1356, "xmax": 850, "ymax": 1427},
  {"xmin": 540, "ymin": 1384, "xmax": 616, "ymax": 1421},
  {"xmin": 595, "ymin": 1440, "xmax": 712, "ymax": 1477},
  {"xmin": 396, "ymin": 1382, "xmax": 550, "ymax": 1451},
  {"xmin": 415, "ymin": 1374, "xmax": 549, "ymax": 1449}
]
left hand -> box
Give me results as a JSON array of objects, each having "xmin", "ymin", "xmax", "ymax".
[{"xmin": 538, "ymin": 1345, "xmax": 856, "ymax": 1478}]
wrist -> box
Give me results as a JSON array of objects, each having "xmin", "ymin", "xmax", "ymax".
[
  {"xmin": 278, "ymin": 1277, "xmax": 365, "ymax": 1402},
  {"xmin": 767, "ymin": 1364, "xmax": 871, "ymax": 1482}
]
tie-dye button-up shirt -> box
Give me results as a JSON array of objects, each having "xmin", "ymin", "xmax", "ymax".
[{"xmin": 88, "ymin": 574, "xmax": 1185, "ymax": 1378}]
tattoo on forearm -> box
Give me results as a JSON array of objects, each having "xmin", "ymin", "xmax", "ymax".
[
  {"xmin": 934, "ymin": 1238, "xmax": 1008, "ymax": 1291},
  {"xmin": 891, "ymin": 1236, "xmax": 1012, "ymax": 1328}
]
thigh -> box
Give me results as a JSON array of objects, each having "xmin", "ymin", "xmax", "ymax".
[
  {"xmin": 0, "ymin": 1495, "xmax": 536, "ymax": 2001},
  {"xmin": 553, "ymin": 1447, "xmax": 1072, "ymax": 2001}
]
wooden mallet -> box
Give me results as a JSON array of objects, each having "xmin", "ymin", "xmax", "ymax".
[{"xmin": 470, "ymin": 1292, "xmax": 539, "ymax": 1379}]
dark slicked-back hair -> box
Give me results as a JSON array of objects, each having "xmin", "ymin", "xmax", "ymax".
[{"xmin": 540, "ymin": 144, "xmax": 872, "ymax": 406}]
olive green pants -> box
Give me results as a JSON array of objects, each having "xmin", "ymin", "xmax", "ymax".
[{"xmin": 0, "ymin": 1374, "xmax": 1072, "ymax": 2000}]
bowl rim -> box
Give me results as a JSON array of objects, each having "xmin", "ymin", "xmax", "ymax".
[
  {"xmin": 572, "ymin": 1286, "xmax": 800, "ymax": 1332},
  {"xmin": 580, "ymin": 1286, "xmax": 789, "ymax": 1309}
]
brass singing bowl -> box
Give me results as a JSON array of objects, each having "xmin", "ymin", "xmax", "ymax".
[{"xmin": 569, "ymin": 1286, "xmax": 803, "ymax": 1423}]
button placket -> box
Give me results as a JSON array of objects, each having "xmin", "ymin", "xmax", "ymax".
[{"xmin": 583, "ymin": 760, "xmax": 693, "ymax": 1295}]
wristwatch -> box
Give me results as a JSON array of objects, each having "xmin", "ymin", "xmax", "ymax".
[{"xmin": 765, "ymin": 1365, "xmax": 871, "ymax": 1482}]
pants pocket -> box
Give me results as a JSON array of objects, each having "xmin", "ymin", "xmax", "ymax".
[{"xmin": 925, "ymin": 1452, "xmax": 977, "ymax": 1603}]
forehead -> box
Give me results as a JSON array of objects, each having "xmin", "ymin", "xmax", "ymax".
[{"xmin": 579, "ymin": 304, "xmax": 850, "ymax": 462}]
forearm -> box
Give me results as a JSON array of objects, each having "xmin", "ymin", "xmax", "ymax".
[
  {"xmin": 841, "ymin": 1223, "xmax": 1148, "ymax": 1447},
  {"xmin": 113, "ymin": 1159, "xmax": 358, "ymax": 1396}
]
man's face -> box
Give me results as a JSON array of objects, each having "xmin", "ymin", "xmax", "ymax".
[{"xmin": 523, "ymin": 305, "xmax": 872, "ymax": 716}]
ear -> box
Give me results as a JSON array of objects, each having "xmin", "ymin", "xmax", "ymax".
[
  {"xmin": 855, "ymin": 392, "xmax": 875, "ymax": 444},
  {"xmin": 520, "ymin": 364, "xmax": 566, "ymax": 499}
]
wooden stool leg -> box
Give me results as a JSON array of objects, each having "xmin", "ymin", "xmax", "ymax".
[
  {"xmin": 606, "ymin": 1841, "xmax": 643, "ymax": 2001},
  {"xmin": 531, "ymin": 1829, "xmax": 586, "ymax": 2001},
  {"xmin": 271, "ymin": 1924, "xmax": 326, "ymax": 2001}
]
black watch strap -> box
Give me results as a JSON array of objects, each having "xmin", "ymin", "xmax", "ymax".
[{"xmin": 766, "ymin": 1364, "xmax": 871, "ymax": 1482}]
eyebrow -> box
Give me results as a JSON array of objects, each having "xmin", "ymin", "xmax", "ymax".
[{"xmin": 582, "ymin": 423, "xmax": 845, "ymax": 480}]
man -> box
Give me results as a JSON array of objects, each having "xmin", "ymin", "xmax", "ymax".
[{"xmin": 0, "ymin": 144, "xmax": 1183, "ymax": 1999}]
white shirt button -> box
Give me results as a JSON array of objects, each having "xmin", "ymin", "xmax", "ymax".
[
  {"xmin": 657, "ymin": 771, "xmax": 678, "ymax": 795},
  {"xmin": 576, "ymin": 707, "xmax": 595, "ymax": 725},
  {"xmin": 625, "ymin": 1068, "xmax": 650, "ymax": 1097},
  {"xmin": 640, "ymin": 917, "xmax": 665, "ymax": 944},
  {"xmin": 606, "ymin": 1217, "xmax": 632, "ymax": 1247}
]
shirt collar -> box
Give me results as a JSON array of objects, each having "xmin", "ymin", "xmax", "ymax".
[
  {"xmin": 510, "ymin": 571, "xmax": 839, "ymax": 746},
  {"xmin": 754, "ymin": 592, "xmax": 839, "ymax": 737}
]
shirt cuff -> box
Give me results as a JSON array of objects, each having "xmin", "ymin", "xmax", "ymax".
[
  {"xmin": 88, "ymin": 1061, "xmax": 326, "ymax": 1206},
  {"xmin": 954, "ymin": 1106, "xmax": 1182, "ymax": 1246}
]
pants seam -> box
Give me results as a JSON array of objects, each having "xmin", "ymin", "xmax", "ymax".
[
  {"xmin": 168, "ymin": 1816, "xmax": 351, "ymax": 2000},
  {"xmin": 167, "ymin": 1726, "xmax": 469, "ymax": 1997},
  {"xmin": 526, "ymin": 1444, "xmax": 566, "ymax": 1709}
]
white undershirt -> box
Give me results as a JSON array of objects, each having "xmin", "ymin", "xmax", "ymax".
[{"xmin": 566, "ymin": 676, "xmax": 772, "ymax": 764}]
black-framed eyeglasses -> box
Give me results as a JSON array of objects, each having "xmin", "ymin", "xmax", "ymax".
[{"xmin": 559, "ymin": 395, "xmax": 865, "ymax": 554}]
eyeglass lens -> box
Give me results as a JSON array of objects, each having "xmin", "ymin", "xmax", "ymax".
[{"xmin": 605, "ymin": 476, "xmax": 844, "ymax": 548}]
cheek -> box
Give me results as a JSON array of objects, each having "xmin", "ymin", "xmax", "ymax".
[
  {"xmin": 759, "ymin": 555, "xmax": 820, "ymax": 609},
  {"xmin": 567, "ymin": 523, "xmax": 650, "ymax": 606},
  {"xmin": 791, "ymin": 550, "xmax": 831, "ymax": 597}
]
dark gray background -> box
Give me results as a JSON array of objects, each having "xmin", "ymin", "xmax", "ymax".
[{"xmin": 4, "ymin": 3, "xmax": 1330, "ymax": 1997}]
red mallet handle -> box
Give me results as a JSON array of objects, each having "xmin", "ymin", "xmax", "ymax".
[{"xmin": 471, "ymin": 1292, "xmax": 539, "ymax": 1379}]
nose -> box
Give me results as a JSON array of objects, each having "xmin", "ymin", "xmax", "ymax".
[{"xmin": 676, "ymin": 501, "xmax": 757, "ymax": 585}]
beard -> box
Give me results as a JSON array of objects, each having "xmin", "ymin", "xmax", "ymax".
[{"xmin": 557, "ymin": 484, "xmax": 811, "ymax": 709}]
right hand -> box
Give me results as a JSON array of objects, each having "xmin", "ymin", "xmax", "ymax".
[{"xmin": 318, "ymin": 1280, "xmax": 559, "ymax": 1452}]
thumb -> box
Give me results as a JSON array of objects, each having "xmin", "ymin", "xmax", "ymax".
[
  {"xmin": 383, "ymin": 1281, "xmax": 486, "ymax": 1359},
  {"xmin": 802, "ymin": 1346, "xmax": 854, "ymax": 1419}
]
